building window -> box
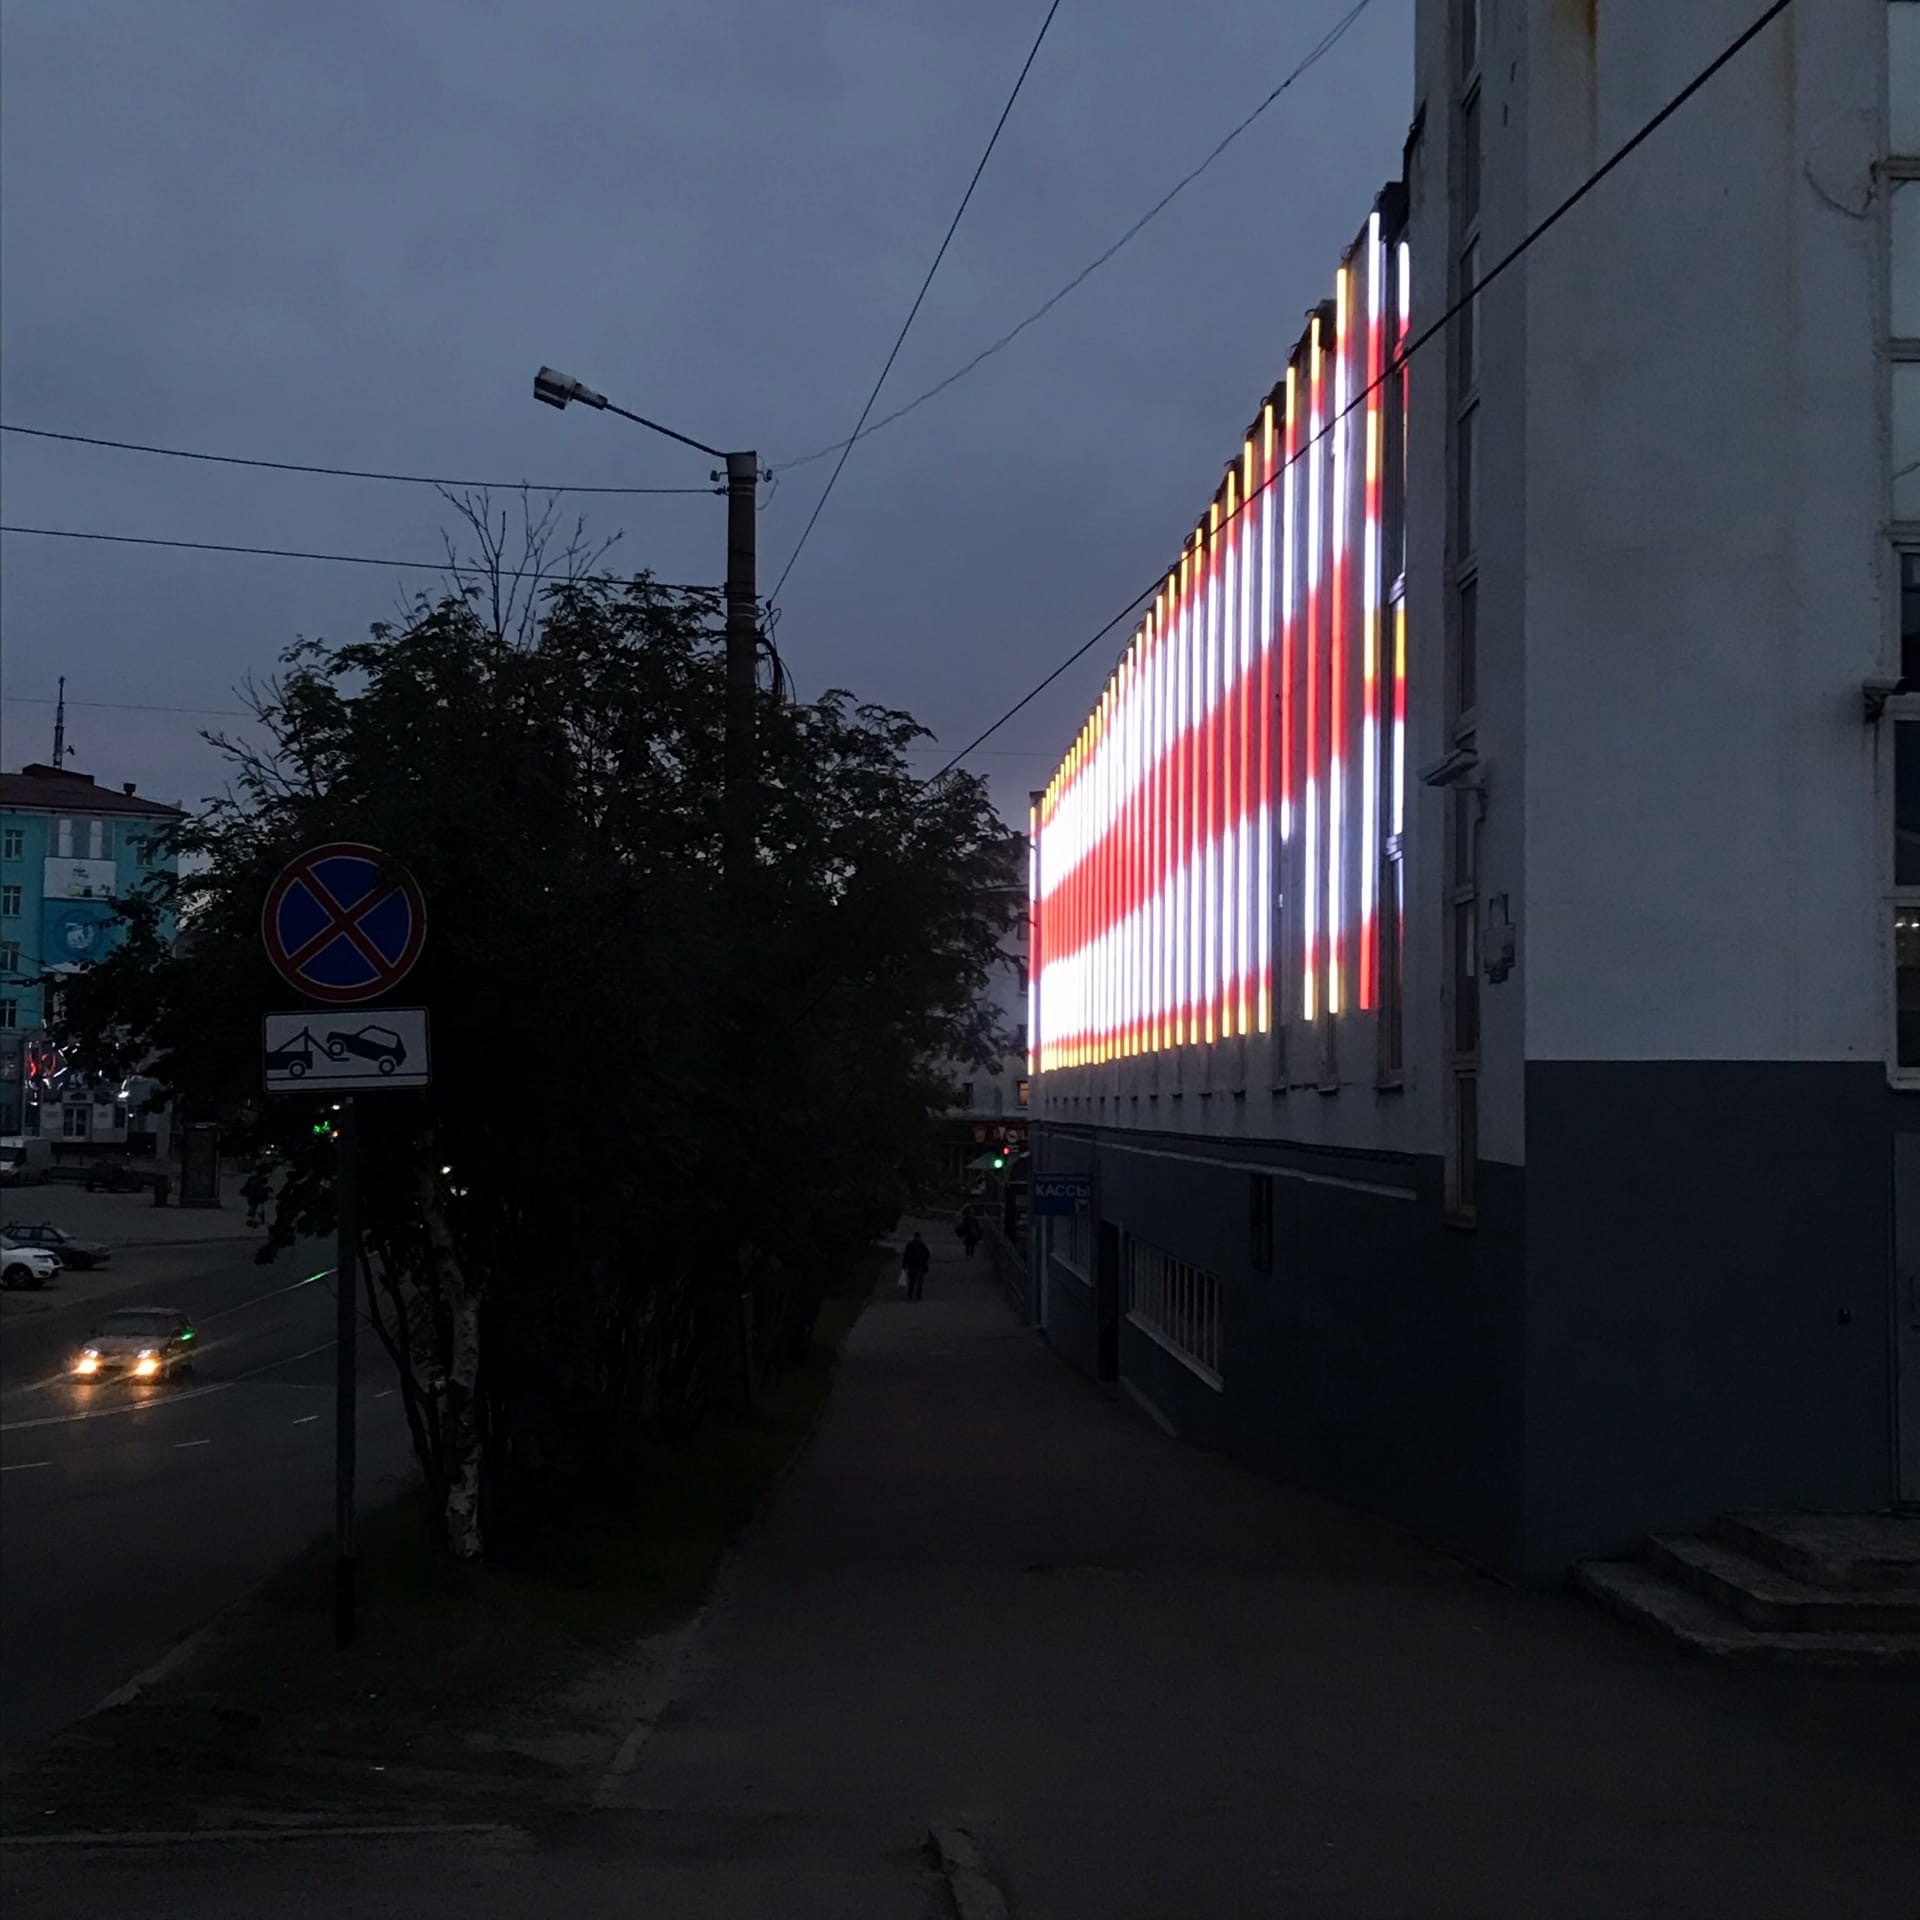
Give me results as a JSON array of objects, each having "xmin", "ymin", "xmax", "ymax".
[
  {"xmin": 1016, "ymin": 1077, "xmax": 1030, "ymax": 1109},
  {"xmin": 1898, "ymin": 722, "xmax": 1920, "ymax": 1076},
  {"xmin": 62, "ymin": 1103, "xmax": 91, "ymax": 1140},
  {"xmin": 0, "ymin": 886, "xmax": 20, "ymax": 918},
  {"xmin": 0, "ymin": 999, "xmax": 15, "ymax": 1030},
  {"xmin": 1903, "ymin": 552, "xmax": 1920, "ymax": 684},
  {"xmin": 1895, "ymin": 3, "xmax": 1920, "ymax": 154},
  {"xmin": 0, "ymin": 940, "xmax": 18, "ymax": 975},
  {"xmin": 1248, "ymin": 1174, "xmax": 1274, "ymax": 1275},
  {"xmin": 132, "ymin": 834, "xmax": 155, "ymax": 868},
  {"xmin": 1050, "ymin": 1210, "xmax": 1092, "ymax": 1278},
  {"xmin": 1, "ymin": 829, "xmax": 21, "ymax": 861},
  {"xmin": 1127, "ymin": 1238, "xmax": 1223, "ymax": 1382},
  {"xmin": 960, "ymin": 1081, "xmax": 975, "ymax": 1110}
]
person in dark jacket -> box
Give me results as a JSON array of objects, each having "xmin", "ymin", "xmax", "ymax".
[
  {"xmin": 901, "ymin": 1231, "xmax": 932, "ymax": 1302},
  {"xmin": 958, "ymin": 1205, "xmax": 982, "ymax": 1260}
]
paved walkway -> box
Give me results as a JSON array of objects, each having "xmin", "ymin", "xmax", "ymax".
[{"xmin": 9, "ymin": 1227, "xmax": 1919, "ymax": 1917}]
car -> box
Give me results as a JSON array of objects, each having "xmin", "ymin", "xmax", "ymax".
[
  {"xmin": 322, "ymin": 1024, "xmax": 406, "ymax": 1072},
  {"xmin": 71, "ymin": 1307, "xmax": 197, "ymax": 1382},
  {"xmin": 1, "ymin": 1235, "xmax": 62, "ymax": 1290},
  {"xmin": 2, "ymin": 1221, "xmax": 110, "ymax": 1270},
  {"xmin": 82, "ymin": 1161, "xmax": 151, "ymax": 1194}
]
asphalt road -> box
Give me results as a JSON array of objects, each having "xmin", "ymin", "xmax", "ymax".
[{"xmin": 0, "ymin": 1241, "xmax": 413, "ymax": 1773}]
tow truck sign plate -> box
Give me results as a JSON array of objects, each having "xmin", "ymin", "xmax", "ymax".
[{"xmin": 263, "ymin": 1008, "xmax": 430, "ymax": 1093}]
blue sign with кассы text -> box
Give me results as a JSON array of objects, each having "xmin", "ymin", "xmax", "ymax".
[{"xmin": 1030, "ymin": 1175, "xmax": 1090, "ymax": 1217}]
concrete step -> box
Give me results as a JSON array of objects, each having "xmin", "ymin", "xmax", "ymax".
[
  {"xmin": 1648, "ymin": 1534, "xmax": 1920, "ymax": 1634},
  {"xmin": 1573, "ymin": 1559, "xmax": 1920, "ymax": 1668},
  {"xmin": 1714, "ymin": 1511, "xmax": 1920, "ymax": 1593}
]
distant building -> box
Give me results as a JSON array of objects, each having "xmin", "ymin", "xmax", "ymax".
[
  {"xmin": 0, "ymin": 762, "xmax": 182, "ymax": 1146},
  {"xmin": 936, "ymin": 909, "xmax": 1031, "ymax": 1185},
  {"xmin": 1026, "ymin": 3, "xmax": 1917, "ymax": 1579}
]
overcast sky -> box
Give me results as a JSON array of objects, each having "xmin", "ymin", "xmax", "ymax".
[{"xmin": 1, "ymin": 0, "xmax": 1411, "ymax": 829}]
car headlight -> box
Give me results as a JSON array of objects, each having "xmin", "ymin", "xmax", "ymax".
[
  {"xmin": 133, "ymin": 1356, "xmax": 161, "ymax": 1377},
  {"xmin": 74, "ymin": 1354, "xmax": 100, "ymax": 1373},
  {"xmin": 137, "ymin": 1348, "xmax": 159, "ymax": 1359}
]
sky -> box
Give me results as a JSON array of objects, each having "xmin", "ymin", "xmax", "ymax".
[{"xmin": 0, "ymin": 0, "xmax": 1413, "ymax": 831}]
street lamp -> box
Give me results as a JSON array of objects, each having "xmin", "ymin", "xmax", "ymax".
[{"xmin": 530, "ymin": 364, "xmax": 758, "ymax": 889}]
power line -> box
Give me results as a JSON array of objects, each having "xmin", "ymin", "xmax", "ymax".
[
  {"xmin": 774, "ymin": 0, "xmax": 1377, "ymax": 476},
  {"xmin": 0, "ymin": 523, "xmax": 721, "ymax": 594},
  {"xmin": 927, "ymin": 0, "xmax": 1797, "ymax": 782},
  {"xmin": 0, "ymin": 423, "xmax": 717, "ymax": 495},
  {"xmin": 5, "ymin": 695, "xmax": 249, "ymax": 717},
  {"xmin": 767, "ymin": 0, "xmax": 1064, "ymax": 609}
]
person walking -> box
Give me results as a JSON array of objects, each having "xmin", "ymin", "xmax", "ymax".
[
  {"xmin": 958, "ymin": 1205, "xmax": 982, "ymax": 1261},
  {"xmin": 901, "ymin": 1230, "xmax": 932, "ymax": 1302}
]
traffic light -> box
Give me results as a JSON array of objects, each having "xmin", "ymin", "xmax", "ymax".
[
  {"xmin": 990, "ymin": 1150, "xmax": 1007, "ymax": 1170},
  {"xmin": 312, "ymin": 1118, "xmax": 335, "ymax": 1140}
]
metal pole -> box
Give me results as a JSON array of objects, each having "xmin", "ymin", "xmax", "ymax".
[
  {"xmin": 334, "ymin": 1094, "xmax": 358, "ymax": 1648},
  {"xmin": 722, "ymin": 450, "xmax": 759, "ymax": 893}
]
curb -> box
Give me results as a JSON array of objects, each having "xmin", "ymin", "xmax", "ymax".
[
  {"xmin": 926, "ymin": 1825, "xmax": 1012, "ymax": 1920},
  {"xmin": 0, "ymin": 1822, "xmax": 528, "ymax": 1850}
]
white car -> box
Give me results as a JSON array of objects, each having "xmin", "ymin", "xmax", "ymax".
[{"xmin": 1, "ymin": 1234, "xmax": 62, "ymax": 1291}]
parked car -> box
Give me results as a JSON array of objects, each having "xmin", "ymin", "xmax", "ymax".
[
  {"xmin": 71, "ymin": 1307, "xmax": 197, "ymax": 1381},
  {"xmin": 323, "ymin": 1024, "xmax": 406, "ymax": 1072},
  {"xmin": 81, "ymin": 1161, "xmax": 151, "ymax": 1194},
  {"xmin": 2, "ymin": 1221, "xmax": 111, "ymax": 1269},
  {"xmin": 0, "ymin": 1235, "xmax": 63, "ymax": 1291}
]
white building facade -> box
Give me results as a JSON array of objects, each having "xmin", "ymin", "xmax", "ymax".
[{"xmin": 1028, "ymin": 0, "xmax": 1919, "ymax": 1579}]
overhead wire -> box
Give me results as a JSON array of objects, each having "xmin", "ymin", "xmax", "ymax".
[
  {"xmin": 0, "ymin": 523, "xmax": 722, "ymax": 594},
  {"xmin": 924, "ymin": 0, "xmax": 1798, "ymax": 782},
  {"xmin": 766, "ymin": 0, "xmax": 1065, "ymax": 610},
  {"xmin": 0, "ymin": 423, "xmax": 717, "ymax": 495},
  {"xmin": 773, "ymin": 0, "xmax": 1378, "ymax": 476}
]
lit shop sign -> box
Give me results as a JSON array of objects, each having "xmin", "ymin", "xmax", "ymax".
[{"xmin": 1031, "ymin": 187, "xmax": 1410, "ymax": 1073}]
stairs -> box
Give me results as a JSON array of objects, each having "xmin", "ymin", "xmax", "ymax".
[{"xmin": 1576, "ymin": 1511, "xmax": 1920, "ymax": 1667}]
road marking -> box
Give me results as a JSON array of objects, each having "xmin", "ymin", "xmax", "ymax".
[
  {"xmin": 292, "ymin": 1414, "xmax": 318, "ymax": 1425},
  {"xmin": 232, "ymin": 1337, "xmax": 336, "ymax": 1380},
  {"xmin": 199, "ymin": 1269, "xmax": 335, "ymax": 1323},
  {"xmin": 173, "ymin": 1438, "xmax": 211, "ymax": 1449},
  {"xmin": 0, "ymin": 1383, "xmax": 234, "ymax": 1434},
  {"xmin": 0, "ymin": 1459, "xmax": 52, "ymax": 1472}
]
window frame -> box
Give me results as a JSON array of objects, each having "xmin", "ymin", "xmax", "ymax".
[
  {"xmin": 0, "ymin": 940, "xmax": 18, "ymax": 975},
  {"xmin": 0, "ymin": 999, "xmax": 15, "ymax": 1031},
  {"xmin": 1892, "ymin": 704, "xmax": 1920, "ymax": 1088},
  {"xmin": 0, "ymin": 885, "xmax": 20, "ymax": 918},
  {"xmin": 1, "ymin": 828, "xmax": 22, "ymax": 861}
]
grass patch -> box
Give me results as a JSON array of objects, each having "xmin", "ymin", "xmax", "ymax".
[{"xmin": 205, "ymin": 1258, "xmax": 881, "ymax": 1721}]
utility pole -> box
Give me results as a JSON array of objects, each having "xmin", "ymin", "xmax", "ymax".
[
  {"xmin": 51, "ymin": 676, "xmax": 68, "ymax": 765},
  {"xmin": 721, "ymin": 451, "xmax": 760, "ymax": 898},
  {"xmin": 334, "ymin": 1096, "xmax": 358, "ymax": 1648}
]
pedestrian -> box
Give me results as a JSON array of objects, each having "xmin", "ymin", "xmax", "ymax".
[
  {"xmin": 900, "ymin": 1230, "xmax": 931, "ymax": 1302},
  {"xmin": 958, "ymin": 1204, "xmax": 982, "ymax": 1261}
]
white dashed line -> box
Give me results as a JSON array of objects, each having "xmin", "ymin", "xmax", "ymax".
[
  {"xmin": 173, "ymin": 1438, "xmax": 211, "ymax": 1450},
  {"xmin": 292, "ymin": 1414, "xmax": 319, "ymax": 1426},
  {"xmin": 1, "ymin": 1459, "xmax": 52, "ymax": 1473}
]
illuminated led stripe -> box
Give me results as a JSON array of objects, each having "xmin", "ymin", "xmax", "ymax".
[
  {"xmin": 1203, "ymin": 507, "xmax": 1218, "ymax": 1046},
  {"xmin": 1219, "ymin": 480, "xmax": 1236, "ymax": 1040},
  {"xmin": 1303, "ymin": 322, "xmax": 1322, "ymax": 1023},
  {"xmin": 1329, "ymin": 265, "xmax": 1349, "ymax": 1022},
  {"xmin": 1395, "ymin": 240, "xmax": 1411, "ymax": 847},
  {"xmin": 1360, "ymin": 213, "xmax": 1383, "ymax": 1012},
  {"xmin": 1238, "ymin": 439, "xmax": 1254, "ymax": 1038},
  {"xmin": 1028, "ymin": 806, "xmax": 1039, "ymax": 1074},
  {"xmin": 1258, "ymin": 400, "xmax": 1276, "ymax": 1032}
]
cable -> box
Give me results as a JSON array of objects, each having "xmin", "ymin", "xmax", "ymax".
[
  {"xmin": 0, "ymin": 523, "xmax": 721, "ymax": 594},
  {"xmin": 4, "ymin": 695, "xmax": 248, "ymax": 717},
  {"xmin": 926, "ymin": 0, "xmax": 1797, "ymax": 782},
  {"xmin": 774, "ymin": 0, "xmax": 1376, "ymax": 476},
  {"xmin": 0, "ymin": 423, "xmax": 717, "ymax": 495},
  {"xmin": 767, "ymin": 0, "xmax": 1064, "ymax": 608}
]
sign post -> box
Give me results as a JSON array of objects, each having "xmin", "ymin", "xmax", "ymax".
[{"xmin": 261, "ymin": 844, "xmax": 427, "ymax": 1651}]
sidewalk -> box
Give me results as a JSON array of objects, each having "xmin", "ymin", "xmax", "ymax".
[
  {"xmin": 8, "ymin": 1228, "xmax": 1919, "ymax": 1917},
  {"xmin": 4, "ymin": 1179, "xmax": 264, "ymax": 1252}
]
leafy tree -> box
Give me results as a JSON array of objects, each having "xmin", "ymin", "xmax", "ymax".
[{"xmin": 59, "ymin": 505, "xmax": 1019, "ymax": 1557}]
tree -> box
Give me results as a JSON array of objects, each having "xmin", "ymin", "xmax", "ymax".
[{"xmin": 59, "ymin": 507, "xmax": 1019, "ymax": 1558}]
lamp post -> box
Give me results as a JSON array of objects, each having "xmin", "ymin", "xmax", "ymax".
[{"xmin": 532, "ymin": 367, "xmax": 760, "ymax": 888}]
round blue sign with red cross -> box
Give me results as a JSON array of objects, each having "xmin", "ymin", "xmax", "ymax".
[{"xmin": 261, "ymin": 842, "xmax": 427, "ymax": 1005}]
